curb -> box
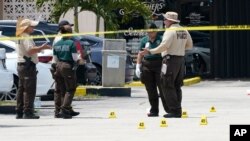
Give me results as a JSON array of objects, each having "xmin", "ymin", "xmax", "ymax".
[
  {"xmin": 0, "ymin": 106, "xmax": 16, "ymax": 114},
  {"xmin": 75, "ymin": 86, "xmax": 131, "ymax": 97},
  {"xmin": 125, "ymin": 76, "xmax": 201, "ymax": 87},
  {"xmin": 183, "ymin": 77, "xmax": 201, "ymax": 86},
  {"xmin": 75, "ymin": 77, "xmax": 201, "ymax": 96},
  {"xmin": 75, "ymin": 86, "xmax": 87, "ymax": 97}
]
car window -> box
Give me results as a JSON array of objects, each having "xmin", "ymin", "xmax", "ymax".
[
  {"xmin": 0, "ymin": 26, "xmax": 16, "ymax": 37},
  {"xmin": 0, "ymin": 43, "xmax": 15, "ymax": 53},
  {"xmin": 81, "ymin": 39, "xmax": 98, "ymax": 47},
  {"xmin": 0, "ymin": 26, "xmax": 49, "ymax": 46}
]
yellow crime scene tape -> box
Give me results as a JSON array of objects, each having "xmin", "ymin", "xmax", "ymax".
[{"xmin": 0, "ymin": 25, "xmax": 250, "ymax": 42}]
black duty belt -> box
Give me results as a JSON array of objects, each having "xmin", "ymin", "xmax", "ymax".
[
  {"xmin": 59, "ymin": 60, "xmax": 74, "ymax": 65},
  {"xmin": 163, "ymin": 55, "xmax": 184, "ymax": 59},
  {"xmin": 144, "ymin": 57, "xmax": 162, "ymax": 61},
  {"xmin": 17, "ymin": 62, "xmax": 26, "ymax": 66},
  {"xmin": 17, "ymin": 62, "xmax": 36, "ymax": 67}
]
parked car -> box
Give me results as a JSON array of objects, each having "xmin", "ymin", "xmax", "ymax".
[
  {"xmin": 0, "ymin": 39, "xmax": 55, "ymax": 100},
  {"xmin": 0, "ymin": 21, "xmax": 135, "ymax": 84},
  {"xmin": 127, "ymin": 30, "xmax": 211, "ymax": 79},
  {"xmin": 0, "ymin": 25, "xmax": 53, "ymax": 63},
  {"xmin": 184, "ymin": 31, "xmax": 210, "ymax": 77},
  {"xmin": 0, "ymin": 35, "xmax": 98, "ymax": 85},
  {"xmin": 74, "ymin": 35, "xmax": 135, "ymax": 84},
  {"xmin": 185, "ymin": 46, "xmax": 210, "ymax": 77},
  {"xmin": 0, "ymin": 20, "xmax": 58, "ymax": 44},
  {"xmin": 0, "ymin": 48, "xmax": 15, "ymax": 100}
]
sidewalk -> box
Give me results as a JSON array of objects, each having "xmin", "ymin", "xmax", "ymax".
[{"xmin": 0, "ymin": 80, "xmax": 250, "ymax": 141}]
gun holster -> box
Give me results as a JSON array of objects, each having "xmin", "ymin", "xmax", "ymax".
[{"xmin": 23, "ymin": 56, "xmax": 35, "ymax": 70}]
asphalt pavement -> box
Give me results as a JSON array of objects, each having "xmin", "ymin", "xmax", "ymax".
[{"xmin": 0, "ymin": 80, "xmax": 250, "ymax": 141}]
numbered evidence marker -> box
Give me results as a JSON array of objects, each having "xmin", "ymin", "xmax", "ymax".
[
  {"xmin": 181, "ymin": 110, "xmax": 188, "ymax": 118},
  {"xmin": 138, "ymin": 121, "xmax": 145, "ymax": 129},
  {"xmin": 200, "ymin": 115, "xmax": 208, "ymax": 125},
  {"xmin": 109, "ymin": 111, "xmax": 117, "ymax": 119},
  {"xmin": 160, "ymin": 119, "xmax": 168, "ymax": 127},
  {"xmin": 210, "ymin": 106, "xmax": 216, "ymax": 112}
]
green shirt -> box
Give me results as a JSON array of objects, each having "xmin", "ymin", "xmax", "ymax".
[
  {"xmin": 53, "ymin": 38, "xmax": 77, "ymax": 62},
  {"xmin": 140, "ymin": 34, "xmax": 162, "ymax": 60}
]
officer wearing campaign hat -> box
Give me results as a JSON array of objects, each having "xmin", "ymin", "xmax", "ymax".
[
  {"xmin": 141, "ymin": 12, "xmax": 193, "ymax": 118},
  {"xmin": 15, "ymin": 18, "xmax": 51, "ymax": 119}
]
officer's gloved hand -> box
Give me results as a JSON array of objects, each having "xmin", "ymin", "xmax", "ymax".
[{"xmin": 135, "ymin": 64, "xmax": 141, "ymax": 78}]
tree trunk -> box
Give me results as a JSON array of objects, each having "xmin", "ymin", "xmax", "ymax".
[
  {"xmin": 96, "ymin": 15, "xmax": 100, "ymax": 37},
  {"xmin": 74, "ymin": 5, "xmax": 79, "ymax": 32}
]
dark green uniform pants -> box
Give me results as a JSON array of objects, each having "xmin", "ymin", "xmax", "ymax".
[
  {"xmin": 16, "ymin": 63, "xmax": 37, "ymax": 114},
  {"xmin": 54, "ymin": 62, "xmax": 77, "ymax": 113},
  {"xmin": 161, "ymin": 55, "xmax": 185, "ymax": 115},
  {"xmin": 141, "ymin": 59, "xmax": 168, "ymax": 114}
]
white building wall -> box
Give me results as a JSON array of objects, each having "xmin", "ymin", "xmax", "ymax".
[
  {"xmin": 1, "ymin": 0, "xmax": 103, "ymax": 36},
  {"xmin": 59, "ymin": 9, "xmax": 104, "ymax": 37},
  {"xmin": 2, "ymin": 0, "xmax": 53, "ymax": 21}
]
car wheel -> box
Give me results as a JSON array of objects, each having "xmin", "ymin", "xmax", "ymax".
[
  {"xmin": 94, "ymin": 65, "xmax": 102, "ymax": 85},
  {"xmin": 0, "ymin": 81, "xmax": 17, "ymax": 101}
]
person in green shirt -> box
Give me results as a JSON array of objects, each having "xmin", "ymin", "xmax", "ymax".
[
  {"xmin": 53, "ymin": 25, "xmax": 80, "ymax": 119},
  {"xmin": 136, "ymin": 23, "xmax": 167, "ymax": 117}
]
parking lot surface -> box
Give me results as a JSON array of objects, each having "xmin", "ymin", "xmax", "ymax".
[{"xmin": 1, "ymin": 80, "xmax": 250, "ymax": 141}]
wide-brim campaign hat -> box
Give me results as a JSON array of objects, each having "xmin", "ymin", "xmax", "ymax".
[
  {"xmin": 163, "ymin": 11, "xmax": 180, "ymax": 23},
  {"xmin": 16, "ymin": 18, "xmax": 39, "ymax": 36}
]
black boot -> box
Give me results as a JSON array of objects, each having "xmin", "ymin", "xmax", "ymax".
[
  {"xmin": 70, "ymin": 109, "xmax": 80, "ymax": 117},
  {"xmin": 16, "ymin": 113, "xmax": 23, "ymax": 119},
  {"xmin": 54, "ymin": 109, "xmax": 61, "ymax": 118},
  {"xmin": 23, "ymin": 112, "xmax": 40, "ymax": 119},
  {"xmin": 58, "ymin": 109, "xmax": 72, "ymax": 119}
]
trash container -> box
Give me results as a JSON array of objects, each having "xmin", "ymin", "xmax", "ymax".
[{"xmin": 102, "ymin": 39, "xmax": 127, "ymax": 87}]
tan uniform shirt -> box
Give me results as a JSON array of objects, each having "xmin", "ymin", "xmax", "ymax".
[
  {"xmin": 17, "ymin": 33, "xmax": 38, "ymax": 64},
  {"xmin": 150, "ymin": 24, "xmax": 193, "ymax": 57}
]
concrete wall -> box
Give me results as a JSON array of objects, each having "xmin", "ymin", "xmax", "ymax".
[
  {"xmin": 59, "ymin": 9, "xmax": 104, "ymax": 37},
  {"xmin": 0, "ymin": 0, "xmax": 3, "ymax": 19}
]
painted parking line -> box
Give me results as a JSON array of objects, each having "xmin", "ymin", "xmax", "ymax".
[
  {"xmin": 75, "ymin": 77, "xmax": 201, "ymax": 96},
  {"xmin": 126, "ymin": 76, "xmax": 201, "ymax": 87}
]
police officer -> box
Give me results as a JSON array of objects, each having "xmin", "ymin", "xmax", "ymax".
[
  {"xmin": 15, "ymin": 18, "xmax": 51, "ymax": 119},
  {"xmin": 135, "ymin": 23, "xmax": 167, "ymax": 117},
  {"xmin": 51, "ymin": 21, "xmax": 82, "ymax": 118},
  {"xmin": 141, "ymin": 12, "xmax": 193, "ymax": 118},
  {"xmin": 53, "ymin": 25, "xmax": 80, "ymax": 119}
]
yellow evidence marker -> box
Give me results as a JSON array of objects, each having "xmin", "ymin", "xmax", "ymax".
[
  {"xmin": 138, "ymin": 121, "xmax": 145, "ymax": 129},
  {"xmin": 210, "ymin": 106, "xmax": 216, "ymax": 112},
  {"xmin": 181, "ymin": 110, "xmax": 188, "ymax": 118},
  {"xmin": 109, "ymin": 111, "xmax": 117, "ymax": 119},
  {"xmin": 200, "ymin": 115, "xmax": 208, "ymax": 125},
  {"xmin": 160, "ymin": 119, "xmax": 168, "ymax": 127}
]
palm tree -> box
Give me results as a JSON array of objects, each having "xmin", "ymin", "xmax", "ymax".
[
  {"xmin": 36, "ymin": 0, "xmax": 151, "ymax": 35},
  {"xmin": 36, "ymin": 0, "xmax": 84, "ymax": 32},
  {"xmin": 79, "ymin": 0, "xmax": 151, "ymax": 36}
]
